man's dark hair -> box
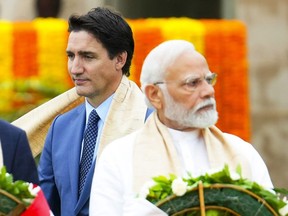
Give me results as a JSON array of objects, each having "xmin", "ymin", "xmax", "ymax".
[{"xmin": 68, "ymin": 7, "xmax": 134, "ymax": 76}]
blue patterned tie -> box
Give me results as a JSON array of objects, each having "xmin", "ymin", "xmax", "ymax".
[{"xmin": 79, "ymin": 109, "xmax": 100, "ymax": 195}]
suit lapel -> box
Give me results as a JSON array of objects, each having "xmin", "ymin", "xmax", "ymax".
[
  {"xmin": 66, "ymin": 105, "xmax": 86, "ymax": 210},
  {"xmin": 74, "ymin": 160, "xmax": 96, "ymax": 214},
  {"xmin": 70, "ymin": 104, "xmax": 96, "ymax": 215}
]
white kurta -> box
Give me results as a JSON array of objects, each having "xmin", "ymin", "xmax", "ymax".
[{"xmin": 89, "ymin": 130, "xmax": 273, "ymax": 216}]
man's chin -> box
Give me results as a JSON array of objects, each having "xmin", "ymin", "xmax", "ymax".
[
  {"xmin": 206, "ymin": 112, "xmax": 219, "ymax": 127},
  {"xmin": 75, "ymin": 86, "xmax": 88, "ymax": 97},
  {"xmin": 192, "ymin": 111, "xmax": 218, "ymax": 128}
]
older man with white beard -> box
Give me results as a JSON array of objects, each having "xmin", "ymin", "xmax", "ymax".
[{"xmin": 89, "ymin": 40, "xmax": 273, "ymax": 216}]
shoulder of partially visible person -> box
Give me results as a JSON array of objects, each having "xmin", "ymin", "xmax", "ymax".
[
  {"xmin": 0, "ymin": 119, "xmax": 29, "ymax": 148},
  {"xmin": 0, "ymin": 119, "xmax": 39, "ymax": 185},
  {"xmin": 0, "ymin": 119, "xmax": 24, "ymax": 135}
]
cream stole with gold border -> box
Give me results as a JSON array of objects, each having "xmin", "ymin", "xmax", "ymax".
[
  {"xmin": 133, "ymin": 112, "xmax": 252, "ymax": 193},
  {"xmin": 12, "ymin": 87, "xmax": 84, "ymax": 157},
  {"xmin": 97, "ymin": 75, "xmax": 148, "ymax": 157}
]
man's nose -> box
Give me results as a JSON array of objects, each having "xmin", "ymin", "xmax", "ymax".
[
  {"xmin": 70, "ymin": 57, "xmax": 84, "ymax": 74},
  {"xmin": 199, "ymin": 80, "xmax": 215, "ymax": 98}
]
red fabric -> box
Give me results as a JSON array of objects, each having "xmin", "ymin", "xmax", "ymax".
[{"xmin": 21, "ymin": 186, "xmax": 50, "ymax": 216}]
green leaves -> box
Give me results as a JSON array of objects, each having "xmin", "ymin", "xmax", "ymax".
[
  {"xmin": 142, "ymin": 164, "xmax": 288, "ymax": 215},
  {"xmin": 0, "ymin": 166, "xmax": 35, "ymax": 207},
  {"xmin": 146, "ymin": 174, "xmax": 176, "ymax": 204}
]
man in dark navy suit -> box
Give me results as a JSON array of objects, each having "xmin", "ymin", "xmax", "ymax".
[{"xmin": 0, "ymin": 119, "xmax": 39, "ymax": 185}]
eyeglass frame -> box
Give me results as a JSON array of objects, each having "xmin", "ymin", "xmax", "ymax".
[{"xmin": 153, "ymin": 72, "xmax": 217, "ymax": 92}]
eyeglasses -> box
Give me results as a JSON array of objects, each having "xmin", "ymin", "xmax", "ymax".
[{"xmin": 154, "ymin": 73, "xmax": 217, "ymax": 92}]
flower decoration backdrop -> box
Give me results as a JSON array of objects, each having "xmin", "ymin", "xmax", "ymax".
[{"xmin": 0, "ymin": 18, "xmax": 250, "ymax": 142}]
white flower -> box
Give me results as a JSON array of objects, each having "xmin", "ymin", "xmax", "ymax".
[
  {"xmin": 230, "ymin": 171, "xmax": 240, "ymax": 181},
  {"xmin": 171, "ymin": 177, "xmax": 188, "ymax": 196},
  {"xmin": 279, "ymin": 203, "xmax": 288, "ymax": 216},
  {"xmin": 139, "ymin": 180, "xmax": 155, "ymax": 199},
  {"xmin": 278, "ymin": 197, "xmax": 288, "ymax": 216},
  {"xmin": 28, "ymin": 183, "xmax": 40, "ymax": 196}
]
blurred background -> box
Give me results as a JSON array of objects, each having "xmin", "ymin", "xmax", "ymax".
[{"xmin": 0, "ymin": 0, "xmax": 287, "ymax": 188}]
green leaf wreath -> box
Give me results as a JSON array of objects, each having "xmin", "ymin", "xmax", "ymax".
[{"xmin": 139, "ymin": 165, "xmax": 288, "ymax": 216}]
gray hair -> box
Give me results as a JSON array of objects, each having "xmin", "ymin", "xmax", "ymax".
[{"xmin": 140, "ymin": 40, "xmax": 195, "ymax": 108}]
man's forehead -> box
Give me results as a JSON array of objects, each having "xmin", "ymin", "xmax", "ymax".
[{"xmin": 66, "ymin": 32, "xmax": 104, "ymax": 53}]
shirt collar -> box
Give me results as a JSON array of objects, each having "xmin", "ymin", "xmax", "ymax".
[{"xmin": 85, "ymin": 94, "xmax": 114, "ymax": 124}]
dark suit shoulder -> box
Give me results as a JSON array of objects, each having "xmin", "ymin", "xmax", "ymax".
[
  {"xmin": 0, "ymin": 119, "xmax": 39, "ymax": 185},
  {"xmin": 0, "ymin": 119, "xmax": 24, "ymax": 137}
]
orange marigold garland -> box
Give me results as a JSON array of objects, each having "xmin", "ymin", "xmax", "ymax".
[
  {"xmin": 127, "ymin": 19, "xmax": 164, "ymax": 86},
  {"xmin": 11, "ymin": 22, "xmax": 39, "ymax": 109},
  {"xmin": 202, "ymin": 20, "xmax": 250, "ymax": 141},
  {"xmin": 12, "ymin": 22, "xmax": 38, "ymax": 78}
]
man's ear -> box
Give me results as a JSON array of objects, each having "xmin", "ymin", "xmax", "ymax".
[
  {"xmin": 115, "ymin": 51, "xmax": 127, "ymax": 71},
  {"xmin": 145, "ymin": 84, "xmax": 163, "ymax": 110}
]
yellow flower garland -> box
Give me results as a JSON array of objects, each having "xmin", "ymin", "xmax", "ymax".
[
  {"xmin": 0, "ymin": 21, "xmax": 13, "ymax": 112},
  {"xmin": 33, "ymin": 18, "xmax": 71, "ymax": 92}
]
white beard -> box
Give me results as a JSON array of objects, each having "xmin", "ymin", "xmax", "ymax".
[{"xmin": 161, "ymin": 88, "xmax": 218, "ymax": 128}]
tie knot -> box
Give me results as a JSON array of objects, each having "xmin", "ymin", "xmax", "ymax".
[{"xmin": 88, "ymin": 110, "xmax": 100, "ymax": 125}]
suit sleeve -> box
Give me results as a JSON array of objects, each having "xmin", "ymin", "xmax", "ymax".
[{"xmin": 9, "ymin": 128, "xmax": 40, "ymax": 185}]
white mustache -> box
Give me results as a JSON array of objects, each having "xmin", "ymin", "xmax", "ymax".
[{"xmin": 194, "ymin": 98, "xmax": 216, "ymax": 112}]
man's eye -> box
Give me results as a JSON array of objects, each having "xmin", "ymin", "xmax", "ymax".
[
  {"xmin": 186, "ymin": 79, "xmax": 201, "ymax": 87},
  {"xmin": 84, "ymin": 55, "xmax": 94, "ymax": 59},
  {"xmin": 206, "ymin": 77, "xmax": 213, "ymax": 84},
  {"xmin": 67, "ymin": 54, "xmax": 74, "ymax": 60}
]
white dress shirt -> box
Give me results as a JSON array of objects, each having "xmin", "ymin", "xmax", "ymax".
[{"xmin": 169, "ymin": 128, "xmax": 210, "ymax": 177}]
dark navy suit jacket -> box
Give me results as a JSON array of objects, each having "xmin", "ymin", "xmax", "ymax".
[{"xmin": 0, "ymin": 119, "xmax": 39, "ymax": 185}]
